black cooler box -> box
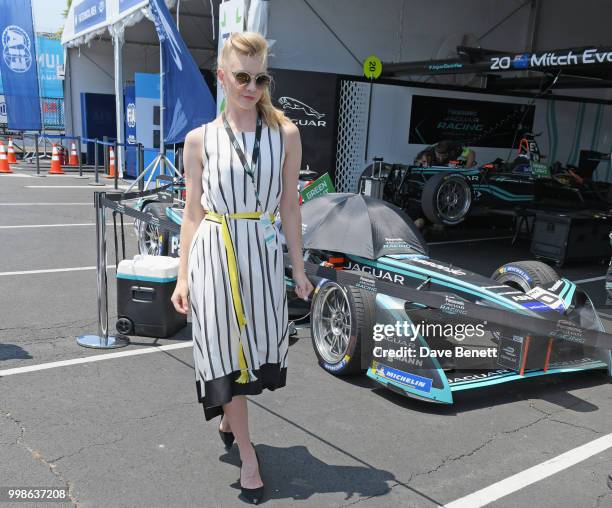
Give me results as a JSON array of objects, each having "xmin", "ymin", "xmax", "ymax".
[{"xmin": 116, "ymin": 255, "xmax": 186, "ymax": 337}]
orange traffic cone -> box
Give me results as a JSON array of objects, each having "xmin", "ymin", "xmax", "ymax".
[
  {"xmin": 49, "ymin": 144, "xmax": 64, "ymax": 174},
  {"xmin": 106, "ymin": 146, "xmax": 116, "ymax": 178},
  {"xmin": 0, "ymin": 141, "xmax": 13, "ymax": 173},
  {"xmin": 7, "ymin": 137, "xmax": 17, "ymax": 164},
  {"xmin": 68, "ymin": 141, "xmax": 79, "ymax": 166}
]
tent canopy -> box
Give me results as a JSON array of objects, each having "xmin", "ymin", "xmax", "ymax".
[{"xmin": 61, "ymin": 0, "xmax": 215, "ymax": 52}]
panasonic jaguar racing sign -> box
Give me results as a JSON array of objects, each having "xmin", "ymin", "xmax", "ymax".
[{"xmin": 491, "ymin": 48, "xmax": 612, "ymax": 71}]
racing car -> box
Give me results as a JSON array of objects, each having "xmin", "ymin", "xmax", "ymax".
[
  {"xmin": 359, "ymin": 134, "xmax": 612, "ymax": 226},
  {"xmin": 293, "ymin": 226, "xmax": 612, "ymax": 404},
  {"xmin": 130, "ymin": 181, "xmax": 612, "ymax": 404}
]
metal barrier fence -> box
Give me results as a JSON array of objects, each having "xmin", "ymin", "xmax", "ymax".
[
  {"xmin": 77, "ymin": 183, "xmax": 180, "ymax": 349},
  {"xmin": 0, "ymin": 97, "xmax": 65, "ymax": 131},
  {"xmin": 41, "ymin": 98, "xmax": 65, "ymax": 130},
  {"xmin": 8, "ymin": 131, "xmax": 183, "ymax": 193}
]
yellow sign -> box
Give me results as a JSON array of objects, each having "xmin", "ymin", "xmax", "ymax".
[{"xmin": 363, "ymin": 55, "xmax": 382, "ymax": 79}]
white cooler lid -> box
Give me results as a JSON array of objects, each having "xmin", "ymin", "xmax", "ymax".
[{"xmin": 117, "ymin": 255, "xmax": 179, "ymax": 282}]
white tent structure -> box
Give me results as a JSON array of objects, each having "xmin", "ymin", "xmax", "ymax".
[{"xmin": 61, "ymin": 0, "xmax": 220, "ymax": 174}]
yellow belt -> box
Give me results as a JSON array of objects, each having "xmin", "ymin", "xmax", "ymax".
[{"xmin": 203, "ymin": 211, "xmax": 275, "ymax": 383}]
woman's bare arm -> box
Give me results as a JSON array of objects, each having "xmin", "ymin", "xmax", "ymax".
[
  {"xmin": 178, "ymin": 127, "xmax": 206, "ymax": 282},
  {"xmin": 279, "ymin": 121, "xmax": 313, "ymax": 300},
  {"xmin": 172, "ymin": 126, "xmax": 206, "ymax": 314}
]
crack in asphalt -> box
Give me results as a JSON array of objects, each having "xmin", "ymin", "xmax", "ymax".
[
  {"xmin": 339, "ymin": 482, "xmax": 403, "ymax": 507},
  {"xmin": 0, "ymin": 409, "xmax": 25, "ymax": 445},
  {"xmin": 407, "ymin": 416, "xmax": 549, "ymax": 484},
  {"xmin": 548, "ymin": 418, "xmax": 603, "ymax": 435},
  {"xmin": 0, "ymin": 409, "xmax": 79, "ymax": 507},
  {"xmin": 406, "ymin": 398, "xmax": 591, "ymax": 485},
  {"xmin": 122, "ymin": 401, "xmax": 194, "ymax": 422},
  {"xmin": 595, "ymin": 490, "xmax": 612, "ymax": 508},
  {"xmin": 49, "ymin": 435, "xmax": 126, "ymax": 464}
]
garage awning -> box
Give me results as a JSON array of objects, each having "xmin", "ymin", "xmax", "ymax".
[{"xmin": 61, "ymin": 0, "xmax": 177, "ymax": 47}]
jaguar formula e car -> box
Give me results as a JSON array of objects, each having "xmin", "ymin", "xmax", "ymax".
[
  {"xmin": 359, "ymin": 135, "xmax": 612, "ymax": 226},
  {"xmin": 130, "ymin": 183, "xmax": 612, "ymax": 404},
  {"xmin": 289, "ymin": 235, "xmax": 612, "ymax": 404}
]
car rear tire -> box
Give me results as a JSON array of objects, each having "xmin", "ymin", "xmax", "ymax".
[
  {"xmin": 311, "ymin": 278, "xmax": 376, "ymax": 375},
  {"xmin": 422, "ymin": 173, "xmax": 472, "ymax": 225},
  {"xmin": 138, "ymin": 202, "xmax": 169, "ymax": 256},
  {"xmin": 491, "ymin": 260, "xmax": 560, "ymax": 292}
]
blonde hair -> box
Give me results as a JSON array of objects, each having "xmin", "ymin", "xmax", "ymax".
[{"xmin": 218, "ymin": 31, "xmax": 290, "ymax": 129}]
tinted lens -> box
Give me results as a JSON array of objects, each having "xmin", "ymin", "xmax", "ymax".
[
  {"xmin": 234, "ymin": 72, "xmax": 251, "ymax": 85},
  {"xmin": 255, "ymin": 74, "xmax": 271, "ymax": 87}
]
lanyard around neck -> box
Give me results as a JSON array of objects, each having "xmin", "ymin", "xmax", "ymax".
[
  {"xmin": 221, "ymin": 111, "xmax": 263, "ymax": 206},
  {"xmin": 223, "ymin": 112, "xmax": 264, "ymax": 211}
]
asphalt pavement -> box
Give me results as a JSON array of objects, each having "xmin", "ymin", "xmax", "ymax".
[{"xmin": 0, "ymin": 165, "xmax": 610, "ymax": 508}]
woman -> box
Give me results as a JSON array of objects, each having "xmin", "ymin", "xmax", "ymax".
[{"xmin": 171, "ymin": 32, "xmax": 314, "ymax": 504}]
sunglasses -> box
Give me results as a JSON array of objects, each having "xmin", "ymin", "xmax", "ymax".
[{"xmin": 232, "ymin": 70, "xmax": 271, "ymax": 88}]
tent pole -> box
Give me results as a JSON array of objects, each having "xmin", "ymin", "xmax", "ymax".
[
  {"xmin": 113, "ymin": 30, "xmax": 125, "ymax": 178},
  {"xmin": 159, "ymin": 43, "xmax": 165, "ymax": 176}
]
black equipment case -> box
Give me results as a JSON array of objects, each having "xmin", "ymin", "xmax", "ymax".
[{"xmin": 530, "ymin": 210, "xmax": 612, "ymax": 266}]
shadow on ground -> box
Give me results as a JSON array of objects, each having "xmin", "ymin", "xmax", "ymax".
[{"xmin": 220, "ymin": 443, "xmax": 397, "ymax": 504}]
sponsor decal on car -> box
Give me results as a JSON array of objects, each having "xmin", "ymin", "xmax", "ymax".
[
  {"xmin": 498, "ymin": 265, "xmax": 532, "ymax": 283},
  {"xmin": 525, "ymin": 286, "xmax": 567, "ymax": 311},
  {"xmin": 448, "ymin": 369, "xmax": 511, "ymax": 384},
  {"xmin": 373, "ymin": 363, "xmax": 433, "ymax": 393},
  {"xmin": 548, "ymin": 357, "xmax": 597, "ymax": 368},
  {"xmin": 439, "ymin": 295, "xmax": 468, "ymax": 316},
  {"xmin": 323, "ymin": 354, "xmax": 350, "ymax": 372},
  {"xmin": 346, "ymin": 261, "xmax": 406, "ymax": 285},
  {"xmin": 410, "ymin": 258, "xmax": 466, "ymax": 276},
  {"xmin": 550, "ymin": 319, "xmax": 586, "ymax": 344},
  {"xmin": 355, "ymin": 274, "xmax": 377, "ymax": 293}
]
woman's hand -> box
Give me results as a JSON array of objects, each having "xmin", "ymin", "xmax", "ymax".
[
  {"xmin": 293, "ymin": 270, "xmax": 314, "ymax": 302},
  {"xmin": 171, "ymin": 279, "xmax": 190, "ymax": 315}
]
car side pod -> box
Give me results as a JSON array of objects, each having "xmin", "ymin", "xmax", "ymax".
[{"xmin": 365, "ymin": 293, "xmax": 454, "ymax": 404}]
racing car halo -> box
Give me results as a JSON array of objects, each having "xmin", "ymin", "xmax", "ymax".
[{"xmin": 291, "ymin": 194, "xmax": 612, "ymax": 404}]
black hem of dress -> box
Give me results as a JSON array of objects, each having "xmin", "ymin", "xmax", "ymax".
[{"xmin": 195, "ymin": 363, "xmax": 287, "ymax": 421}]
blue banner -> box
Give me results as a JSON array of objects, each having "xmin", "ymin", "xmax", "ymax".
[
  {"xmin": 74, "ymin": 0, "xmax": 107, "ymax": 35},
  {"xmin": 119, "ymin": 0, "xmax": 145, "ymax": 13},
  {"xmin": 0, "ymin": 0, "xmax": 41, "ymax": 130},
  {"xmin": 124, "ymin": 84, "xmax": 137, "ymax": 177},
  {"xmin": 124, "ymin": 85, "xmax": 137, "ymax": 145},
  {"xmin": 36, "ymin": 36, "xmax": 63, "ymax": 98},
  {"xmin": 149, "ymin": 0, "xmax": 216, "ymax": 144}
]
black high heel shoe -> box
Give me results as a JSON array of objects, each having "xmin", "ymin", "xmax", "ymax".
[
  {"xmin": 239, "ymin": 449, "xmax": 264, "ymax": 505},
  {"xmin": 218, "ymin": 418, "xmax": 234, "ymax": 451}
]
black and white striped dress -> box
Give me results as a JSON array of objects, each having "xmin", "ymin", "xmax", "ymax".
[{"xmin": 187, "ymin": 122, "xmax": 289, "ymax": 421}]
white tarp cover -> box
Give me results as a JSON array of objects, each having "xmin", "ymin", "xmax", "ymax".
[
  {"xmin": 246, "ymin": 0, "xmax": 268, "ymax": 36},
  {"xmin": 61, "ymin": 0, "xmax": 176, "ymax": 47}
]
